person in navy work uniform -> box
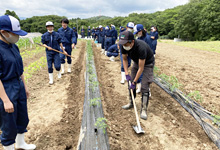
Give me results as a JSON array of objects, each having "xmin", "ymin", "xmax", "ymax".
[
  {"xmin": 119, "ymin": 24, "xmax": 133, "ymax": 84},
  {"xmin": 111, "ymin": 25, "xmax": 118, "ymax": 45},
  {"xmin": 81, "ymin": 26, "xmax": 85, "ymax": 38},
  {"xmin": 58, "ymin": 18, "xmax": 76, "ymax": 74},
  {"xmin": 91, "ymin": 27, "xmax": 95, "ymax": 39},
  {"xmin": 0, "ymin": 15, "xmax": 36, "ymax": 150},
  {"xmin": 87, "ymin": 26, "xmax": 91, "ymax": 38},
  {"xmin": 119, "ymin": 31, "xmax": 155, "ymax": 120},
  {"xmin": 133, "ymin": 24, "xmax": 153, "ymax": 94},
  {"xmin": 98, "ymin": 26, "xmax": 105, "ymax": 54},
  {"xmin": 104, "ymin": 26, "xmax": 114, "ymax": 55},
  {"xmin": 150, "ymin": 26, "xmax": 158, "ymax": 56},
  {"xmin": 72, "ymin": 27, "xmax": 78, "ymax": 49},
  {"xmin": 41, "ymin": 21, "xmax": 67, "ymax": 84},
  {"xmin": 106, "ymin": 44, "xmax": 119, "ymax": 61}
]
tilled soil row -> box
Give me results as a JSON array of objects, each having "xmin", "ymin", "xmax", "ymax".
[{"xmin": 92, "ymin": 42, "xmax": 218, "ymax": 150}]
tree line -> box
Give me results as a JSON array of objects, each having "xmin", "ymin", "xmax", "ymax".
[{"xmin": 4, "ymin": 0, "xmax": 220, "ymax": 41}]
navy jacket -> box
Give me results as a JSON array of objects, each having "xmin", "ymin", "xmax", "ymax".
[
  {"xmin": 0, "ymin": 40, "xmax": 23, "ymax": 81},
  {"xmin": 58, "ymin": 26, "xmax": 76, "ymax": 44},
  {"xmin": 41, "ymin": 31, "xmax": 62, "ymax": 53},
  {"xmin": 108, "ymin": 44, "xmax": 118, "ymax": 53}
]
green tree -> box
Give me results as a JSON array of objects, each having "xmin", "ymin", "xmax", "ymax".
[{"xmin": 4, "ymin": 10, "xmax": 20, "ymax": 21}]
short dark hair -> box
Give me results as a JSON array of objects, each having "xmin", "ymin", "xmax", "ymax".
[{"xmin": 61, "ymin": 18, "xmax": 69, "ymax": 24}]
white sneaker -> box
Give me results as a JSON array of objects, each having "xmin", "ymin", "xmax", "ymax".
[
  {"xmin": 15, "ymin": 133, "xmax": 36, "ymax": 150},
  {"xmin": 120, "ymin": 72, "xmax": 126, "ymax": 84},
  {"xmin": 149, "ymin": 88, "xmax": 151, "ymax": 97},
  {"xmin": 3, "ymin": 144, "xmax": 14, "ymax": 150},
  {"xmin": 109, "ymin": 56, "xmax": 115, "ymax": 61},
  {"xmin": 49, "ymin": 73, "xmax": 53, "ymax": 84},
  {"xmin": 61, "ymin": 64, "xmax": 65, "ymax": 74},
  {"xmin": 57, "ymin": 71, "xmax": 61, "ymax": 79},
  {"xmin": 136, "ymin": 83, "xmax": 141, "ymax": 93},
  {"xmin": 101, "ymin": 49, "xmax": 104, "ymax": 54},
  {"xmin": 104, "ymin": 51, "xmax": 107, "ymax": 56},
  {"xmin": 68, "ymin": 64, "xmax": 71, "ymax": 73}
]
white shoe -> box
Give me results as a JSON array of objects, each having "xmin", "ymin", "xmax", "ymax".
[
  {"xmin": 149, "ymin": 88, "xmax": 151, "ymax": 97},
  {"xmin": 49, "ymin": 73, "xmax": 53, "ymax": 84},
  {"xmin": 104, "ymin": 51, "xmax": 107, "ymax": 56},
  {"xmin": 3, "ymin": 144, "xmax": 14, "ymax": 150},
  {"xmin": 67, "ymin": 64, "xmax": 71, "ymax": 73},
  {"xmin": 61, "ymin": 64, "xmax": 65, "ymax": 74},
  {"xmin": 57, "ymin": 71, "xmax": 61, "ymax": 79},
  {"xmin": 15, "ymin": 133, "xmax": 36, "ymax": 150},
  {"xmin": 101, "ymin": 49, "xmax": 104, "ymax": 54},
  {"xmin": 120, "ymin": 72, "xmax": 126, "ymax": 84},
  {"xmin": 136, "ymin": 83, "xmax": 141, "ymax": 93},
  {"xmin": 109, "ymin": 56, "xmax": 115, "ymax": 61}
]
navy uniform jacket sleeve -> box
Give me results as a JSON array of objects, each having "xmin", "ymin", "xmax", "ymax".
[
  {"xmin": 108, "ymin": 44, "xmax": 118, "ymax": 52},
  {"xmin": 71, "ymin": 29, "xmax": 77, "ymax": 44},
  {"xmin": 155, "ymin": 32, "xmax": 159, "ymax": 40},
  {"xmin": 41, "ymin": 34, "xmax": 46, "ymax": 44},
  {"xmin": 0, "ymin": 53, "xmax": 2, "ymax": 79},
  {"xmin": 57, "ymin": 33, "xmax": 62, "ymax": 44}
]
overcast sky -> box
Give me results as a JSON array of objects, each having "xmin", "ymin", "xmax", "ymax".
[{"xmin": 0, "ymin": 0, "xmax": 189, "ymax": 19}]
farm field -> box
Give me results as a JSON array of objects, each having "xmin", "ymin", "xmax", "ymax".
[{"xmin": 1, "ymin": 39, "xmax": 219, "ymax": 150}]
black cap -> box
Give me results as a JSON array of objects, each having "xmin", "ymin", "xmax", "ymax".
[{"xmin": 118, "ymin": 31, "xmax": 134, "ymax": 45}]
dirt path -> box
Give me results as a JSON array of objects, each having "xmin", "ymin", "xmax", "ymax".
[
  {"xmin": 25, "ymin": 40, "xmax": 86, "ymax": 150},
  {"xmin": 156, "ymin": 42, "xmax": 220, "ymax": 114},
  {"xmin": 92, "ymin": 42, "xmax": 218, "ymax": 150}
]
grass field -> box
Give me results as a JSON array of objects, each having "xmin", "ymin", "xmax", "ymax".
[{"xmin": 159, "ymin": 40, "xmax": 220, "ymax": 53}]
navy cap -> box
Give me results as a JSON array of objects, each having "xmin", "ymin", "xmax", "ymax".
[
  {"xmin": 73, "ymin": 27, "xmax": 76, "ymax": 30},
  {"xmin": 118, "ymin": 31, "xmax": 134, "ymax": 45},
  {"xmin": 0, "ymin": 15, "xmax": 27, "ymax": 36},
  {"xmin": 133, "ymin": 24, "xmax": 144, "ymax": 34}
]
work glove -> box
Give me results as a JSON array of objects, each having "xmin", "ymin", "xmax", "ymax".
[
  {"xmin": 126, "ymin": 74, "xmax": 131, "ymax": 82},
  {"xmin": 129, "ymin": 82, "xmax": 136, "ymax": 90}
]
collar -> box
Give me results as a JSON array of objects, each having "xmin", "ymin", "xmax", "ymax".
[
  {"xmin": 62, "ymin": 26, "xmax": 69, "ymax": 31},
  {"xmin": 0, "ymin": 39, "xmax": 12, "ymax": 48}
]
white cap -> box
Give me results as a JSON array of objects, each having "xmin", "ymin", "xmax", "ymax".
[
  {"xmin": 99, "ymin": 25, "xmax": 102, "ymax": 28},
  {"xmin": 127, "ymin": 22, "xmax": 134, "ymax": 29},
  {"xmin": 105, "ymin": 26, "xmax": 109, "ymax": 30},
  {"xmin": 46, "ymin": 21, "xmax": 54, "ymax": 27}
]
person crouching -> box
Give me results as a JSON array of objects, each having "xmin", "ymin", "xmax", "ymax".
[{"xmin": 106, "ymin": 44, "xmax": 119, "ymax": 61}]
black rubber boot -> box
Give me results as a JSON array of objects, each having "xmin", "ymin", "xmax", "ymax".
[{"xmin": 140, "ymin": 92, "xmax": 149, "ymax": 120}]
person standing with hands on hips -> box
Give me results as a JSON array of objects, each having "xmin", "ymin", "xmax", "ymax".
[
  {"xmin": 0, "ymin": 15, "xmax": 36, "ymax": 150},
  {"xmin": 58, "ymin": 18, "xmax": 76, "ymax": 74},
  {"xmin": 119, "ymin": 31, "xmax": 155, "ymax": 120}
]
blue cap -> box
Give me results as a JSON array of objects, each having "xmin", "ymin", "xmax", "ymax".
[
  {"xmin": 0, "ymin": 15, "xmax": 27, "ymax": 36},
  {"xmin": 105, "ymin": 26, "xmax": 109, "ymax": 30},
  {"xmin": 73, "ymin": 27, "xmax": 76, "ymax": 30},
  {"xmin": 133, "ymin": 24, "xmax": 144, "ymax": 34}
]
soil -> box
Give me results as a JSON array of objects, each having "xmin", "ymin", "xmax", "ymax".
[
  {"xmin": 24, "ymin": 41, "xmax": 86, "ymax": 150},
  {"xmin": 1, "ymin": 40, "xmax": 219, "ymax": 150},
  {"xmin": 92, "ymin": 42, "xmax": 219, "ymax": 150}
]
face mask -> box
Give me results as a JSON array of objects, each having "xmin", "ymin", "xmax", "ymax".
[
  {"xmin": 123, "ymin": 45, "xmax": 132, "ymax": 51},
  {"xmin": 48, "ymin": 30, "xmax": 54, "ymax": 33},
  {"xmin": 137, "ymin": 33, "xmax": 142, "ymax": 38},
  {"xmin": 127, "ymin": 28, "xmax": 133, "ymax": 32},
  {"xmin": 2, "ymin": 32, "xmax": 19, "ymax": 44}
]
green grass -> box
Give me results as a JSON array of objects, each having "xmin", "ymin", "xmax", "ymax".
[{"xmin": 160, "ymin": 40, "xmax": 220, "ymax": 53}]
